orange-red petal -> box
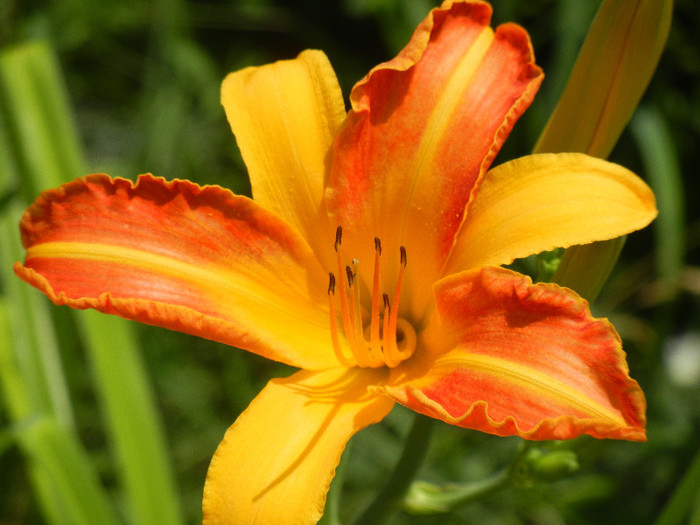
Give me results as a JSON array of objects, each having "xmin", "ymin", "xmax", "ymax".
[
  {"xmin": 381, "ymin": 267, "xmax": 646, "ymax": 441},
  {"xmin": 202, "ymin": 367, "xmax": 393, "ymax": 524},
  {"xmin": 327, "ymin": 0, "xmax": 543, "ymax": 320},
  {"xmin": 15, "ymin": 174, "xmax": 342, "ymax": 370}
]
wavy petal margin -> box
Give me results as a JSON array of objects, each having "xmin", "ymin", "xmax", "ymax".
[
  {"xmin": 445, "ymin": 153, "xmax": 657, "ymax": 272},
  {"xmin": 15, "ymin": 174, "xmax": 343, "ymax": 370},
  {"xmin": 326, "ymin": 0, "xmax": 543, "ymax": 321},
  {"xmin": 382, "ymin": 267, "xmax": 646, "ymax": 441},
  {"xmin": 222, "ymin": 50, "xmax": 346, "ymax": 262},
  {"xmin": 202, "ymin": 367, "xmax": 393, "ymax": 524}
]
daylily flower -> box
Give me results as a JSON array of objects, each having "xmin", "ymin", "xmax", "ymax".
[{"xmin": 15, "ymin": 1, "xmax": 656, "ymax": 523}]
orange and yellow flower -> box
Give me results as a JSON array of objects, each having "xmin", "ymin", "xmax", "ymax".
[{"xmin": 15, "ymin": 1, "xmax": 656, "ymax": 523}]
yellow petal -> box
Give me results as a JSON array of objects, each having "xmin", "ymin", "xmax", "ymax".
[
  {"xmin": 446, "ymin": 153, "xmax": 657, "ymax": 272},
  {"xmin": 202, "ymin": 367, "xmax": 393, "ymax": 524},
  {"xmin": 221, "ymin": 50, "xmax": 346, "ymax": 260}
]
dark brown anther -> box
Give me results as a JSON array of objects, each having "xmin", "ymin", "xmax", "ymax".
[
  {"xmin": 334, "ymin": 226, "xmax": 343, "ymax": 251},
  {"xmin": 383, "ymin": 293, "xmax": 390, "ymax": 310},
  {"xmin": 345, "ymin": 266, "xmax": 354, "ymax": 287},
  {"xmin": 400, "ymin": 246, "xmax": 407, "ymax": 267},
  {"xmin": 328, "ymin": 272, "xmax": 336, "ymax": 295},
  {"xmin": 374, "ymin": 237, "xmax": 382, "ymax": 256}
]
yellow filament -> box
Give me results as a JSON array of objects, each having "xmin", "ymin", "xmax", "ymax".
[
  {"xmin": 384, "ymin": 247, "xmax": 407, "ymax": 366},
  {"xmin": 335, "ymin": 241, "xmax": 366, "ymax": 365},
  {"xmin": 370, "ymin": 238, "xmax": 382, "ymax": 356},
  {"xmin": 327, "ymin": 276, "xmax": 356, "ymax": 367}
]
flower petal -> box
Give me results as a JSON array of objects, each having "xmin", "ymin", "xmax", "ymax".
[
  {"xmin": 221, "ymin": 50, "xmax": 346, "ymax": 259},
  {"xmin": 202, "ymin": 367, "xmax": 393, "ymax": 524},
  {"xmin": 381, "ymin": 267, "xmax": 646, "ymax": 441},
  {"xmin": 445, "ymin": 153, "xmax": 657, "ymax": 273},
  {"xmin": 327, "ymin": 0, "xmax": 543, "ymax": 320},
  {"xmin": 16, "ymin": 174, "xmax": 342, "ymax": 370}
]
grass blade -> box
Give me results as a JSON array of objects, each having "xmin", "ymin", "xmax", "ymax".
[{"xmin": 1, "ymin": 40, "xmax": 184, "ymax": 525}]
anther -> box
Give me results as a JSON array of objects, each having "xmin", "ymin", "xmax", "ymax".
[
  {"xmin": 328, "ymin": 272, "xmax": 336, "ymax": 295},
  {"xmin": 334, "ymin": 226, "xmax": 343, "ymax": 251},
  {"xmin": 400, "ymin": 245, "xmax": 407, "ymax": 266},
  {"xmin": 374, "ymin": 237, "xmax": 382, "ymax": 255},
  {"xmin": 345, "ymin": 266, "xmax": 354, "ymax": 287}
]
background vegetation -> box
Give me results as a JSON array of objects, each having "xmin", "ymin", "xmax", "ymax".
[{"xmin": 1, "ymin": 0, "xmax": 698, "ymax": 523}]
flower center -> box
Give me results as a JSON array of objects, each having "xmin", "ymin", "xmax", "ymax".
[{"xmin": 327, "ymin": 226, "xmax": 417, "ymax": 368}]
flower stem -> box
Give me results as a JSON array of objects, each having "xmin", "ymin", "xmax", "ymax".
[{"xmin": 351, "ymin": 413, "xmax": 434, "ymax": 525}]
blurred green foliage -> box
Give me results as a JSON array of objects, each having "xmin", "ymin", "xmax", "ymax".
[{"xmin": 1, "ymin": 0, "xmax": 699, "ymax": 524}]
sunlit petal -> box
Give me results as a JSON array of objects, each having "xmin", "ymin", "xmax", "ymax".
[
  {"xmin": 327, "ymin": 0, "xmax": 543, "ymax": 320},
  {"xmin": 202, "ymin": 367, "xmax": 393, "ymax": 524},
  {"xmin": 222, "ymin": 50, "xmax": 346, "ymax": 261},
  {"xmin": 445, "ymin": 153, "xmax": 657, "ymax": 273},
  {"xmin": 381, "ymin": 267, "xmax": 646, "ymax": 441},
  {"xmin": 16, "ymin": 174, "xmax": 343, "ymax": 370}
]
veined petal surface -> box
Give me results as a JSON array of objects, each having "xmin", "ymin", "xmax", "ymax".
[
  {"xmin": 16, "ymin": 174, "xmax": 342, "ymax": 370},
  {"xmin": 327, "ymin": 0, "xmax": 543, "ymax": 320},
  {"xmin": 202, "ymin": 367, "xmax": 393, "ymax": 524},
  {"xmin": 445, "ymin": 153, "xmax": 657, "ymax": 273},
  {"xmin": 222, "ymin": 50, "xmax": 346, "ymax": 260},
  {"xmin": 381, "ymin": 267, "xmax": 646, "ymax": 441}
]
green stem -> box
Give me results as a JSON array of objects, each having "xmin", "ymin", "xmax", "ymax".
[{"xmin": 351, "ymin": 413, "xmax": 435, "ymax": 525}]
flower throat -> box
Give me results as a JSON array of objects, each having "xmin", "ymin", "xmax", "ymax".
[{"xmin": 328, "ymin": 226, "xmax": 417, "ymax": 368}]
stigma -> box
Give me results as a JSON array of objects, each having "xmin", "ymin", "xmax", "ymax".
[{"xmin": 328, "ymin": 226, "xmax": 417, "ymax": 368}]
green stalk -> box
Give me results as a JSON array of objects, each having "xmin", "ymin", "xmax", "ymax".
[
  {"xmin": 1, "ymin": 40, "xmax": 183, "ymax": 525},
  {"xmin": 351, "ymin": 413, "xmax": 435, "ymax": 525}
]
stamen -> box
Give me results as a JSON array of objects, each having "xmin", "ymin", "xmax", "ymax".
[
  {"xmin": 346, "ymin": 265, "xmax": 363, "ymax": 352},
  {"xmin": 350, "ymin": 260, "xmax": 383, "ymax": 367},
  {"xmin": 334, "ymin": 230, "xmax": 366, "ymax": 365},
  {"xmin": 327, "ymin": 229, "xmax": 415, "ymax": 369},
  {"xmin": 385, "ymin": 246, "xmax": 408, "ymax": 367},
  {"xmin": 370, "ymin": 238, "xmax": 382, "ymax": 356},
  {"xmin": 382, "ymin": 292, "xmax": 391, "ymax": 360},
  {"xmin": 328, "ymin": 273, "xmax": 355, "ymax": 367}
]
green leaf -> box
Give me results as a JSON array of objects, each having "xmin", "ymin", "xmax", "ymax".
[
  {"xmin": 14, "ymin": 417, "xmax": 122, "ymax": 525},
  {"xmin": 533, "ymin": 0, "xmax": 672, "ymax": 300},
  {"xmin": 1, "ymin": 40, "xmax": 184, "ymax": 525},
  {"xmin": 631, "ymin": 107, "xmax": 684, "ymax": 292}
]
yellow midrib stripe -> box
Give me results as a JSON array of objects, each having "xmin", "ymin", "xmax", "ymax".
[
  {"xmin": 28, "ymin": 241, "xmax": 225, "ymax": 285},
  {"xmin": 454, "ymin": 351, "xmax": 626, "ymax": 425},
  {"xmin": 27, "ymin": 241, "xmax": 301, "ymax": 313},
  {"xmin": 407, "ymin": 27, "xmax": 494, "ymax": 196}
]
